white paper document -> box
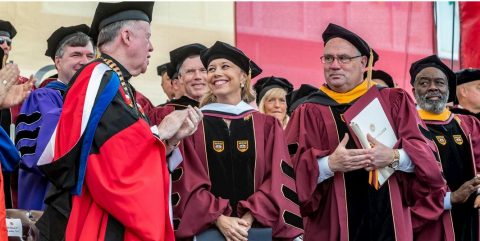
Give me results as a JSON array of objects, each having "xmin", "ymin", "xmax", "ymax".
[
  {"xmin": 349, "ymin": 98, "xmax": 398, "ymax": 186},
  {"xmin": 6, "ymin": 218, "xmax": 22, "ymax": 239}
]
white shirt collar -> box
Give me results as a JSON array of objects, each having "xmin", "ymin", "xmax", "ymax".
[{"xmin": 200, "ymin": 101, "xmax": 254, "ymax": 115}]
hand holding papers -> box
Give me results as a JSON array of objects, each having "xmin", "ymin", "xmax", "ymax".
[{"xmin": 344, "ymin": 87, "xmax": 398, "ymax": 189}]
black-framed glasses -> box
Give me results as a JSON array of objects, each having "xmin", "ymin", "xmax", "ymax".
[
  {"xmin": 0, "ymin": 38, "xmax": 12, "ymax": 47},
  {"xmin": 320, "ymin": 54, "xmax": 362, "ymax": 64}
]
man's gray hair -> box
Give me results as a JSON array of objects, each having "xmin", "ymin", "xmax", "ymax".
[
  {"xmin": 97, "ymin": 20, "xmax": 136, "ymax": 49},
  {"xmin": 55, "ymin": 32, "xmax": 93, "ymax": 58}
]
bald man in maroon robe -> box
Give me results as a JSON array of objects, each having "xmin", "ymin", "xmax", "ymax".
[{"xmin": 285, "ymin": 23, "xmax": 448, "ymax": 241}]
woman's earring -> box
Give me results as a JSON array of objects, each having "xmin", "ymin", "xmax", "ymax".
[{"xmin": 241, "ymin": 83, "xmax": 245, "ymax": 88}]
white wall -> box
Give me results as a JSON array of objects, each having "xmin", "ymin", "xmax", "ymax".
[{"xmin": 0, "ymin": 1, "xmax": 235, "ymax": 105}]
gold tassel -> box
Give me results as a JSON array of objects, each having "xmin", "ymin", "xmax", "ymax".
[{"xmin": 95, "ymin": 46, "xmax": 101, "ymax": 59}]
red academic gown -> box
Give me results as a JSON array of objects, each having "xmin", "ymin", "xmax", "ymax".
[
  {"xmin": 38, "ymin": 56, "xmax": 174, "ymax": 241},
  {"xmin": 172, "ymin": 106, "xmax": 303, "ymax": 240},
  {"xmin": 285, "ymin": 82, "xmax": 448, "ymax": 241},
  {"xmin": 418, "ymin": 110, "xmax": 480, "ymax": 241}
]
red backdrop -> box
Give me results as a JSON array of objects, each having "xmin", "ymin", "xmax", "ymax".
[
  {"xmin": 459, "ymin": 2, "xmax": 480, "ymax": 69},
  {"xmin": 235, "ymin": 2, "xmax": 435, "ymax": 95}
]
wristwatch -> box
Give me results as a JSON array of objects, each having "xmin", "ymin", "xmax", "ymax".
[{"xmin": 388, "ymin": 149, "xmax": 400, "ymax": 169}]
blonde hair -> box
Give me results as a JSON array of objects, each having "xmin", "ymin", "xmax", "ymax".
[
  {"xmin": 258, "ymin": 87, "xmax": 289, "ymax": 128},
  {"xmin": 200, "ymin": 70, "xmax": 255, "ymax": 107}
]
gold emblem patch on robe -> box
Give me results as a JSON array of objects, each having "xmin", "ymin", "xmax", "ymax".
[
  {"xmin": 453, "ymin": 135, "xmax": 463, "ymax": 145},
  {"xmin": 213, "ymin": 141, "xmax": 224, "ymax": 152},
  {"xmin": 435, "ymin": 135, "xmax": 447, "ymax": 145},
  {"xmin": 237, "ymin": 140, "xmax": 249, "ymax": 152}
]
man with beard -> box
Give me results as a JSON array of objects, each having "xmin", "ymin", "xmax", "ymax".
[
  {"xmin": 411, "ymin": 55, "xmax": 480, "ymax": 241},
  {"xmin": 451, "ymin": 68, "xmax": 480, "ymax": 120}
]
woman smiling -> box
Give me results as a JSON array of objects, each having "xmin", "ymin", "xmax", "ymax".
[{"xmin": 172, "ymin": 41, "xmax": 303, "ymax": 241}]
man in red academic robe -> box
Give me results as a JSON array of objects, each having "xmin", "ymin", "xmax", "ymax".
[
  {"xmin": 36, "ymin": 2, "xmax": 202, "ymax": 241},
  {"xmin": 411, "ymin": 55, "xmax": 480, "ymax": 241},
  {"xmin": 285, "ymin": 23, "xmax": 448, "ymax": 241}
]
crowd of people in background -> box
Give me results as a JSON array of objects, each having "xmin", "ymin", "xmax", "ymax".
[{"xmin": 0, "ymin": 1, "xmax": 479, "ymax": 241}]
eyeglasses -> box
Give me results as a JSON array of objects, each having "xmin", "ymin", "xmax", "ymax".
[
  {"xmin": 320, "ymin": 54, "xmax": 362, "ymax": 64},
  {"xmin": 0, "ymin": 38, "xmax": 12, "ymax": 47}
]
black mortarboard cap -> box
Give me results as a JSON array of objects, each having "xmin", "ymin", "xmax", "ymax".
[
  {"xmin": 45, "ymin": 24, "xmax": 90, "ymax": 61},
  {"xmin": 456, "ymin": 68, "xmax": 480, "ymax": 86},
  {"xmin": 253, "ymin": 76, "xmax": 293, "ymax": 106},
  {"xmin": 322, "ymin": 23, "xmax": 371, "ymax": 58},
  {"xmin": 0, "ymin": 20, "xmax": 16, "ymax": 39},
  {"xmin": 363, "ymin": 69, "xmax": 394, "ymax": 88},
  {"xmin": 410, "ymin": 55, "xmax": 456, "ymax": 102},
  {"xmin": 286, "ymin": 84, "xmax": 318, "ymax": 115},
  {"xmin": 90, "ymin": 2, "xmax": 154, "ymax": 43},
  {"xmin": 170, "ymin": 43, "xmax": 207, "ymax": 72},
  {"xmin": 200, "ymin": 41, "xmax": 262, "ymax": 78},
  {"xmin": 166, "ymin": 63, "xmax": 177, "ymax": 80},
  {"xmin": 157, "ymin": 62, "xmax": 170, "ymax": 76},
  {"xmin": 372, "ymin": 49, "xmax": 379, "ymax": 66}
]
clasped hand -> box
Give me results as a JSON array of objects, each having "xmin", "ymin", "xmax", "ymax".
[
  {"xmin": 157, "ymin": 106, "xmax": 203, "ymax": 146},
  {"xmin": 0, "ymin": 64, "xmax": 34, "ymax": 109},
  {"xmin": 215, "ymin": 212, "xmax": 253, "ymax": 241},
  {"xmin": 328, "ymin": 134, "xmax": 394, "ymax": 172},
  {"xmin": 450, "ymin": 175, "xmax": 480, "ymax": 208}
]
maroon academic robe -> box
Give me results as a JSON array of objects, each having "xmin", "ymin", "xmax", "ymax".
[
  {"xmin": 172, "ymin": 107, "xmax": 303, "ymax": 240},
  {"xmin": 285, "ymin": 86, "xmax": 448, "ymax": 241},
  {"xmin": 134, "ymin": 90, "xmax": 155, "ymax": 120},
  {"xmin": 148, "ymin": 96, "xmax": 199, "ymax": 125},
  {"xmin": 418, "ymin": 112, "xmax": 480, "ymax": 241}
]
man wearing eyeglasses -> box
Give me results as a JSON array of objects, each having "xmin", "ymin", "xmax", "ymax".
[
  {"xmin": 0, "ymin": 20, "xmax": 14, "ymax": 62},
  {"xmin": 148, "ymin": 43, "xmax": 207, "ymax": 125},
  {"xmin": 0, "ymin": 19, "xmax": 33, "ymax": 210},
  {"xmin": 285, "ymin": 23, "xmax": 449, "ymax": 241}
]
